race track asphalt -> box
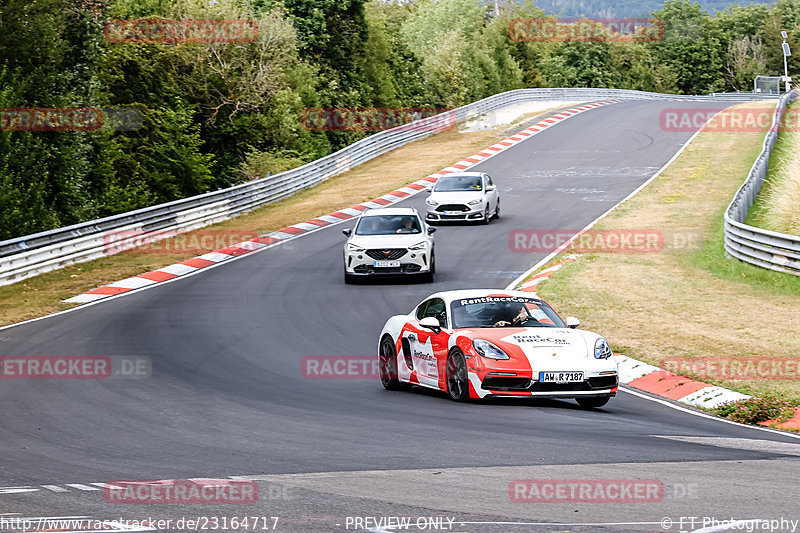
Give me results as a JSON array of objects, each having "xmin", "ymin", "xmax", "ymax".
[{"xmin": 2, "ymin": 99, "xmax": 798, "ymax": 532}]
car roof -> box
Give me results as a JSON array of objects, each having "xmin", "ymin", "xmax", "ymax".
[
  {"xmin": 360, "ymin": 207, "xmax": 419, "ymax": 217},
  {"xmin": 436, "ymin": 172, "xmax": 484, "ymax": 178}
]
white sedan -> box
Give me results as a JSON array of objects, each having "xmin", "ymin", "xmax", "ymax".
[
  {"xmin": 343, "ymin": 208, "xmax": 436, "ymax": 283},
  {"xmin": 425, "ymin": 172, "xmax": 499, "ymax": 224}
]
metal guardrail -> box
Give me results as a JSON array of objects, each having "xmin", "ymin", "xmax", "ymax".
[
  {"xmin": 724, "ymin": 89, "xmax": 800, "ymax": 276},
  {"xmin": 0, "ymin": 87, "xmax": 777, "ymax": 286}
]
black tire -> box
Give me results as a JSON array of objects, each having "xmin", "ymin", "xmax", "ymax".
[
  {"xmin": 429, "ymin": 250, "xmax": 436, "ymax": 275},
  {"xmin": 446, "ymin": 350, "xmax": 470, "ymax": 401},
  {"xmin": 493, "ymin": 200, "xmax": 500, "ymax": 219},
  {"xmin": 576, "ymin": 396, "xmax": 610, "ymax": 409},
  {"xmin": 482, "ymin": 206, "xmax": 491, "ymax": 225},
  {"xmin": 379, "ymin": 336, "xmax": 403, "ymax": 390}
]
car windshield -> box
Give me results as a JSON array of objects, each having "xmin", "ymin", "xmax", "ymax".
[
  {"xmin": 434, "ymin": 175, "xmax": 483, "ymax": 192},
  {"xmin": 355, "ymin": 214, "xmax": 422, "ymax": 235},
  {"xmin": 450, "ymin": 296, "xmax": 566, "ymax": 329}
]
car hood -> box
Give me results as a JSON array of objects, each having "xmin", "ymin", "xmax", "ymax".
[
  {"xmin": 429, "ymin": 191, "xmax": 484, "ymax": 204},
  {"xmin": 459, "ymin": 327, "xmax": 605, "ymax": 365},
  {"xmin": 348, "ymin": 234, "xmax": 428, "ymax": 248}
]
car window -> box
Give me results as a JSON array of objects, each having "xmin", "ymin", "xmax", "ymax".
[
  {"xmin": 416, "ymin": 298, "xmax": 447, "ymax": 327},
  {"xmin": 450, "ymin": 296, "xmax": 565, "ymax": 329},
  {"xmin": 486, "ymin": 175, "xmax": 493, "ymax": 187},
  {"xmin": 433, "ymin": 175, "xmax": 483, "ymax": 192},
  {"xmin": 356, "ymin": 214, "xmax": 421, "ymax": 235}
]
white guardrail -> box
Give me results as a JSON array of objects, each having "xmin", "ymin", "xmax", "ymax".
[
  {"xmin": 0, "ymin": 87, "xmax": 780, "ymax": 286},
  {"xmin": 724, "ymin": 89, "xmax": 800, "ymax": 276}
]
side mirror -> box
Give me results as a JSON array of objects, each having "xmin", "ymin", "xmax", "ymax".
[
  {"xmin": 342, "ymin": 229, "xmax": 352, "ymax": 237},
  {"xmin": 419, "ymin": 316, "xmax": 442, "ymax": 333},
  {"xmin": 426, "ymin": 227, "xmax": 436, "ymax": 235},
  {"xmin": 566, "ymin": 316, "xmax": 580, "ymax": 329},
  {"xmin": 426, "ymin": 186, "xmax": 433, "ymax": 193},
  {"xmin": 486, "ymin": 185, "xmax": 496, "ymax": 191}
]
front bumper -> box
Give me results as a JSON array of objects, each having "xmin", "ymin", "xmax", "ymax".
[
  {"xmin": 344, "ymin": 250, "xmax": 431, "ymax": 275},
  {"xmin": 465, "ymin": 357, "xmax": 619, "ymax": 399},
  {"xmin": 426, "ymin": 204, "xmax": 486, "ymax": 222}
]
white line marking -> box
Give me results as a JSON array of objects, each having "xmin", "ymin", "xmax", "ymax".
[
  {"xmin": 653, "ymin": 435, "xmax": 800, "ymax": 455},
  {"xmin": 64, "ymin": 483, "xmax": 100, "ymax": 491},
  {"xmin": 40, "ymin": 485, "xmax": 69, "ymax": 492},
  {"xmin": 621, "ymin": 387, "xmax": 800, "ymax": 440}
]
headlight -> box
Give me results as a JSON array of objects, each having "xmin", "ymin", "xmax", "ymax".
[
  {"xmin": 473, "ymin": 339, "xmax": 510, "ymax": 360},
  {"xmin": 426, "ymin": 198, "xmax": 438, "ymax": 206},
  {"xmin": 409, "ymin": 241, "xmax": 427, "ymax": 251},
  {"xmin": 468, "ymin": 199, "xmax": 482, "ymax": 205},
  {"xmin": 347, "ymin": 243, "xmax": 366, "ymax": 253},
  {"xmin": 594, "ymin": 338, "xmax": 612, "ymax": 359}
]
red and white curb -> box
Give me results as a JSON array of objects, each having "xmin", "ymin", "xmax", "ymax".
[
  {"xmin": 514, "ymin": 260, "xmax": 751, "ymax": 409},
  {"xmin": 64, "ymin": 101, "xmax": 615, "ymax": 304}
]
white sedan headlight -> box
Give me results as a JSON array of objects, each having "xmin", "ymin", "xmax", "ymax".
[
  {"xmin": 426, "ymin": 198, "xmax": 438, "ymax": 206},
  {"xmin": 473, "ymin": 339, "xmax": 510, "ymax": 360},
  {"xmin": 409, "ymin": 241, "xmax": 427, "ymax": 251},
  {"xmin": 468, "ymin": 198, "xmax": 483, "ymax": 205},
  {"xmin": 347, "ymin": 243, "xmax": 366, "ymax": 253}
]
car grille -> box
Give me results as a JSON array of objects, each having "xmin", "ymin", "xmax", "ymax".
[
  {"xmin": 481, "ymin": 377, "xmax": 532, "ymax": 391},
  {"xmin": 528, "ymin": 375, "xmax": 618, "ymax": 392},
  {"xmin": 435, "ymin": 204, "xmax": 469, "ymax": 213},
  {"xmin": 365, "ymin": 248, "xmax": 407, "ymax": 260},
  {"xmin": 588, "ymin": 375, "xmax": 618, "ymax": 389},
  {"xmin": 353, "ymin": 264, "xmax": 421, "ymax": 274},
  {"xmin": 530, "ymin": 381, "xmax": 592, "ymax": 392}
]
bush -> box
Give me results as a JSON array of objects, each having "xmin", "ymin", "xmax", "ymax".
[{"xmin": 714, "ymin": 396, "xmax": 796, "ymax": 425}]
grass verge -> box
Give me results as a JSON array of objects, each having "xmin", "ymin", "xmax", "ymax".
[
  {"xmin": 0, "ymin": 103, "xmax": 574, "ymax": 327},
  {"xmin": 746, "ymin": 100, "xmax": 800, "ymax": 234},
  {"xmin": 527, "ymin": 100, "xmax": 800, "ymax": 402}
]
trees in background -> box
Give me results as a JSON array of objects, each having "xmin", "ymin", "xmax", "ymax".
[{"xmin": 0, "ymin": 0, "xmax": 797, "ymax": 240}]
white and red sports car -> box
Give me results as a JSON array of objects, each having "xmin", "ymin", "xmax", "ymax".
[{"xmin": 377, "ymin": 289, "xmax": 618, "ymax": 408}]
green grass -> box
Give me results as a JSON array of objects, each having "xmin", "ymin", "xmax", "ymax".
[{"xmin": 746, "ymin": 101, "xmax": 800, "ymax": 233}]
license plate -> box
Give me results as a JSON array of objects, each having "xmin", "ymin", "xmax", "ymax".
[
  {"xmin": 539, "ymin": 371, "xmax": 584, "ymax": 383},
  {"xmin": 374, "ymin": 260, "xmax": 400, "ymax": 268},
  {"xmin": 443, "ymin": 211, "xmax": 462, "ymax": 215}
]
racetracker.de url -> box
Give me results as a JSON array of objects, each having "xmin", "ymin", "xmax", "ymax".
[{"xmin": 0, "ymin": 516, "xmax": 280, "ymax": 531}]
